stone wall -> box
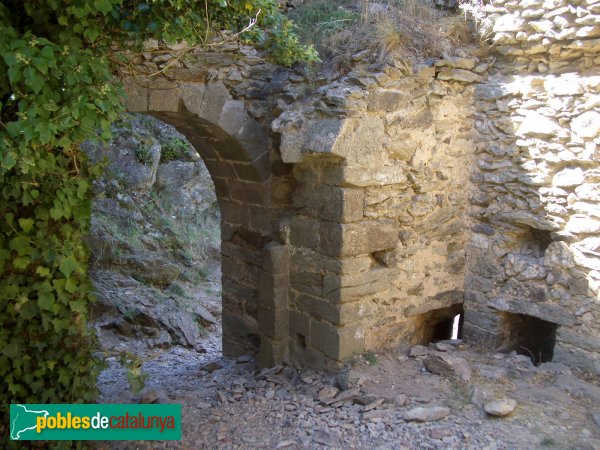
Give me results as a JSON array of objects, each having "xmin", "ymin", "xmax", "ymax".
[
  {"xmin": 124, "ymin": 40, "xmax": 488, "ymax": 369},
  {"xmin": 273, "ymin": 57, "xmax": 490, "ymax": 368},
  {"xmin": 121, "ymin": 6, "xmax": 600, "ymax": 372},
  {"xmin": 463, "ymin": 0, "xmax": 600, "ymax": 371}
]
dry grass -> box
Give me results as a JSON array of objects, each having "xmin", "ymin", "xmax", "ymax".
[
  {"xmin": 444, "ymin": 19, "xmax": 473, "ymax": 45},
  {"xmin": 289, "ymin": 0, "xmax": 477, "ymax": 75},
  {"xmin": 367, "ymin": 0, "xmax": 476, "ymax": 59},
  {"xmin": 374, "ymin": 16, "xmax": 410, "ymax": 60}
]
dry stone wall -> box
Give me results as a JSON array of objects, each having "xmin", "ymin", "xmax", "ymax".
[{"xmin": 463, "ymin": 0, "xmax": 600, "ymax": 371}]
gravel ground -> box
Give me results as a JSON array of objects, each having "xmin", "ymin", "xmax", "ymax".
[{"xmin": 95, "ymin": 334, "xmax": 600, "ymax": 450}]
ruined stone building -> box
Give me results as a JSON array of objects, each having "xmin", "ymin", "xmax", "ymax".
[{"xmin": 123, "ymin": 0, "xmax": 600, "ymax": 372}]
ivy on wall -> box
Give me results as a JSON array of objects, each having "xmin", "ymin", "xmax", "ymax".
[{"xmin": 0, "ymin": 0, "xmax": 316, "ymax": 439}]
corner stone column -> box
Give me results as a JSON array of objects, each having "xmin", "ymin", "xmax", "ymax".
[
  {"xmin": 257, "ymin": 242, "xmax": 290, "ymax": 368},
  {"xmin": 286, "ymin": 163, "xmax": 399, "ymax": 369}
]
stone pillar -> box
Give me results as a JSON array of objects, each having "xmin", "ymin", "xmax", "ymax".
[
  {"xmin": 257, "ymin": 242, "xmax": 290, "ymax": 368},
  {"xmin": 283, "ymin": 161, "xmax": 402, "ymax": 369}
]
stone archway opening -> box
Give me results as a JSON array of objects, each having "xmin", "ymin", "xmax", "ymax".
[
  {"xmin": 124, "ymin": 75, "xmax": 293, "ymax": 368},
  {"xmin": 499, "ymin": 312, "xmax": 558, "ymax": 365},
  {"xmin": 140, "ymin": 110, "xmax": 277, "ymax": 359},
  {"xmin": 86, "ymin": 113, "xmax": 223, "ymax": 357}
]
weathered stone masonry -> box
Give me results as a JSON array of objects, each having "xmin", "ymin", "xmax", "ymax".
[
  {"xmin": 122, "ymin": 0, "xmax": 600, "ymax": 372},
  {"xmin": 463, "ymin": 0, "xmax": 600, "ymax": 372},
  {"xmin": 273, "ymin": 64, "xmax": 480, "ymax": 369}
]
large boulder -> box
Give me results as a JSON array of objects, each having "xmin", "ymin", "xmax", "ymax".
[{"xmin": 424, "ymin": 353, "xmax": 472, "ymax": 381}]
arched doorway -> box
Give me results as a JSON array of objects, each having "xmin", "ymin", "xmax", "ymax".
[{"xmin": 125, "ymin": 78, "xmax": 292, "ymax": 364}]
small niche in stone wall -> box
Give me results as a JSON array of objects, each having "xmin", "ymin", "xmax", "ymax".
[
  {"xmin": 523, "ymin": 227, "xmax": 553, "ymax": 258},
  {"xmin": 296, "ymin": 333, "xmax": 307, "ymax": 350},
  {"xmin": 499, "ymin": 312, "xmax": 558, "ymax": 365},
  {"xmin": 414, "ymin": 304, "xmax": 464, "ymax": 345}
]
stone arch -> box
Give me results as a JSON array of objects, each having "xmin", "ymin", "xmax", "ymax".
[{"xmin": 124, "ymin": 78, "xmax": 289, "ymax": 362}]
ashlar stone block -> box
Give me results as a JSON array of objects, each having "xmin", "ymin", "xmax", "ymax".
[
  {"xmin": 124, "ymin": 80, "xmax": 148, "ymax": 112},
  {"xmin": 290, "ymin": 217, "xmax": 320, "ymax": 251},
  {"xmin": 311, "ymin": 320, "xmax": 365, "ymax": 360},
  {"xmin": 290, "ymin": 249, "xmax": 373, "ymax": 275},
  {"xmin": 296, "ymin": 294, "xmax": 375, "ymax": 325},
  {"xmin": 257, "ymin": 336, "xmax": 287, "ymax": 368},
  {"xmin": 258, "ymin": 305, "xmax": 288, "ymax": 339},
  {"xmin": 320, "ymin": 220, "xmax": 398, "ymax": 257},
  {"xmin": 258, "ymin": 271, "xmax": 288, "ymax": 310},
  {"xmin": 293, "ymin": 183, "xmax": 364, "ymax": 223}
]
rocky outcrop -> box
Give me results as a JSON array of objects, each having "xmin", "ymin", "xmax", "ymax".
[{"xmin": 83, "ymin": 115, "xmax": 220, "ymax": 352}]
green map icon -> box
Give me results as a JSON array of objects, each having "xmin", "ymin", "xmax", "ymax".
[{"xmin": 10, "ymin": 404, "xmax": 49, "ymax": 440}]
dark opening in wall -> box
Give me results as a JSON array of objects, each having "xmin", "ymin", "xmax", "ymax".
[
  {"xmin": 526, "ymin": 228, "xmax": 553, "ymax": 257},
  {"xmin": 499, "ymin": 312, "xmax": 558, "ymax": 365},
  {"xmin": 432, "ymin": 316, "xmax": 454, "ymax": 341},
  {"xmin": 296, "ymin": 333, "xmax": 307, "ymax": 350},
  {"xmin": 413, "ymin": 304, "xmax": 463, "ymax": 345}
]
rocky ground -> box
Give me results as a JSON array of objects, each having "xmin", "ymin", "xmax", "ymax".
[
  {"xmin": 95, "ymin": 315, "xmax": 600, "ymax": 449},
  {"xmin": 89, "ymin": 115, "xmax": 600, "ymax": 450}
]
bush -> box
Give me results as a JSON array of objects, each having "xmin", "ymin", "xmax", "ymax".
[
  {"xmin": 288, "ymin": 1, "xmax": 360, "ymax": 50},
  {"xmin": 160, "ymin": 137, "xmax": 193, "ymax": 163}
]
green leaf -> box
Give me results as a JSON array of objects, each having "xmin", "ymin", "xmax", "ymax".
[
  {"xmin": 38, "ymin": 293, "xmax": 55, "ymax": 311},
  {"xmin": 10, "ymin": 237, "xmax": 33, "ymax": 256},
  {"xmin": 50, "ymin": 205, "xmax": 64, "ymax": 220},
  {"xmin": 5, "ymin": 341, "xmax": 22, "ymax": 359},
  {"xmin": 1, "ymin": 152, "xmax": 16, "ymax": 169},
  {"xmin": 65, "ymin": 277, "xmax": 78, "ymax": 294},
  {"xmin": 41, "ymin": 46, "xmax": 54, "ymax": 58},
  {"xmin": 57, "ymin": 138, "xmax": 72, "ymax": 149},
  {"xmin": 0, "ymin": 249, "xmax": 10, "ymax": 271},
  {"xmin": 76, "ymin": 180, "xmax": 89, "ymax": 199},
  {"xmin": 3, "ymin": 52, "xmax": 17, "ymax": 66},
  {"xmin": 94, "ymin": 0, "xmax": 113, "ymax": 14},
  {"xmin": 7, "ymin": 65, "xmax": 22, "ymax": 84},
  {"xmin": 32, "ymin": 57, "xmax": 48, "ymax": 75},
  {"xmin": 84, "ymin": 27, "xmax": 100, "ymax": 43},
  {"xmin": 59, "ymin": 257, "xmax": 78, "ymax": 278},
  {"xmin": 5, "ymin": 121, "xmax": 21, "ymax": 138},
  {"xmin": 36, "ymin": 266, "xmax": 51, "ymax": 277},
  {"xmin": 19, "ymin": 218, "xmax": 34, "ymax": 233},
  {"xmin": 25, "ymin": 68, "xmax": 45, "ymax": 94},
  {"xmin": 13, "ymin": 256, "xmax": 31, "ymax": 270}
]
